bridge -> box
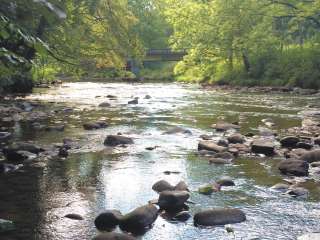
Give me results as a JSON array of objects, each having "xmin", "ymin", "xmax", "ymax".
[{"xmin": 127, "ymin": 48, "xmax": 187, "ymax": 75}]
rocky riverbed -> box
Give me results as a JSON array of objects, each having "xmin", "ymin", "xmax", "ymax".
[{"xmin": 0, "ymin": 82, "xmax": 320, "ymax": 240}]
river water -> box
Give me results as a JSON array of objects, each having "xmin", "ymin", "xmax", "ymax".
[{"xmin": 1, "ymin": 82, "xmax": 320, "ymax": 240}]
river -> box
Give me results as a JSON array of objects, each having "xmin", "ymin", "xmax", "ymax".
[{"xmin": 1, "ymin": 82, "xmax": 320, "ymax": 240}]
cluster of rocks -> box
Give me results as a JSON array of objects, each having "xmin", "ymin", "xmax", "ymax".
[{"xmin": 89, "ymin": 180, "xmax": 246, "ymax": 239}]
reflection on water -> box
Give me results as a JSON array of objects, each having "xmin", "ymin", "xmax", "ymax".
[{"xmin": 1, "ymin": 82, "xmax": 320, "ymax": 240}]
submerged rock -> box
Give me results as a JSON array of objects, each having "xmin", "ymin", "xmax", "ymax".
[
  {"xmin": 0, "ymin": 132, "xmax": 11, "ymax": 141},
  {"xmin": 83, "ymin": 121, "xmax": 108, "ymax": 130},
  {"xmin": 0, "ymin": 219, "xmax": 15, "ymax": 233},
  {"xmin": 172, "ymin": 211, "xmax": 191, "ymax": 222},
  {"xmin": 285, "ymin": 187, "xmax": 309, "ymax": 198},
  {"xmin": 128, "ymin": 99, "xmax": 138, "ymax": 104},
  {"xmin": 104, "ymin": 135, "xmax": 133, "ymax": 146},
  {"xmin": 209, "ymin": 158, "xmax": 232, "ymax": 164},
  {"xmin": 251, "ymin": 140, "xmax": 275, "ymax": 156},
  {"xmin": 95, "ymin": 210, "xmax": 123, "ymax": 231},
  {"xmin": 211, "ymin": 122, "xmax": 240, "ymax": 132},
  {"xmin": 278, "ymin": 159, "xmax": 309, "ymax": 176},
  {"xmin": 217, "ymin": 177, "xmax": 235, "ymax": 187},
  {"xmin": 270, "ymin": 183, "xmax": 290, "ymax": 192},
  {"xmin": 99, "ymin": 102, "xmax": 111, "ymax": 107},
  {"xmin": 93, "ymin": 232, "xmax": 136, "ymax": 240},
  {"xmin": 194, "ymin": 208, "xmax": 246, "ymax": 226},
  {"xmin": 119, "ymin": 204, "xmax": 158, "ymax": 233},
  {"xmin": 163, "ymin": 126, "xmax": 192, "ymax": 135}
]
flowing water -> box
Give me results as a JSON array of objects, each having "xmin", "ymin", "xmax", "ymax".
[{"xmin": 1, "ymin": 82, "xmax": 320, "ymax": 240}]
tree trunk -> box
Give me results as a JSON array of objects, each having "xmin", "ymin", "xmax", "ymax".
[{"xmin": 242, "ymin": 51, "xmax": 250, "ymax": 74}]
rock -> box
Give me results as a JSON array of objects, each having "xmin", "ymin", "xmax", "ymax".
[
  {"xmin": 93, "ymin": 232, "xmax": 136, "ymax": 240},
  {"xmin": 217, "ymin": 139, "xmax": 229, "ymax": 147},
  {"xmin": 46, "ymin": 125, "xmax": 65, "ymax": 132},
  {"xmin": 58, "ymin": 147, "xmax": 68, "ymax": 158},
  {"xmin": 227, "ymin": 134, "xmax": 245, "ymax": 144},
  {"xmin": 0, "ymin": 163, "xmax": 19, "ymax": 173},
  {"xmin": 200, "ymin": 134, "xmax": 213, "ymax": 140},
  {"xmin": 310, "ymin": 161, "xmax": 320, "ymax": 168},
  {"xmin": 198, "ymin": 141, "xmax": 227, "ymax": 153},
  {"xmin": 144, "ymin": 95, "xmax": 152, "ymax": 99},
  {"xmin": 209, "ymin": 158, "xmax": 232, "ymax": 164},
  {"xmin": 300, "ymin": 149, "xmax": 320, "ymax": 163},
  {"xmin": 104, "ymin": 135, "xmax": 133, "ymax": 146},
  {"xmin": 251, "ymin": 140, "xmax": 275, "ymax": 156},
  {"xmin": 194, "ymin": 208, "xmax": 246, "ymax": 226},
  {"xmin": 217, "ymin": 177, "xmax": 235, "ymax": 187},
  {"xmin": 13, "ymin": 142, "xmax": 44, "ymax": 154},
  {"xmin": 278, "ymin": 159, "xmax": 309, "ymax": 176},
  {"xmin": 211, "ymin": 122, "xmax": 240, "ymax": 132},
  {"xmin": 0, "ymin": 132, "xmax": 11, "ymax": 141},
  {"xmin": 99, "ymin": 102, "xmax": 111, "ymax": 107},
  {"xmin": 64, "ymin": 213, "xmax": 84, "ymax": 220},
  {"xmin": 0, "ymin": 219, "xmax": 15, "ymax": 233},
  {"xmin": 285, "ymin": 187, "xmax": 309, "ymax": 198},
  {"xmin": 94, "ymin": 210, "xmax": 123, "ymax": 231},
  {"xmin": 163, "ymin": 170, "xmax": 180, "ymax": 175},
  {"xmin": 163, "ymin": 126, "xmax": 192, "ymax": 135},
  {"xmin": 314, "ymin": 137, "xmax": 320, "ymax": 145},
  {"xmin": 296, "ymin": 142, "xmax": 313, "ymax": 150},
  {"xmin": 270, "ymin": 183, "xmax": 290, "ymax": 192},
  {"xmin": 128, "ymin": 99, "xmax": 138, "ymax": 104},
  {"xmin": 174, "ymin": 181, "xmax": 189, "ymax": 191},
  {"xmin": 119, "ymin": 204, "xmax": 158, "ymax": 233},
  {"xmin": 152, "ymin": 180, "xmax": 175, "ymax": 193},
  {"xmin": 298, "ymin": 233, "xmax": 320, "ymax": 240},
  {"xmin": 83, "ymin": 121, "xmax": 108, "ymax": 130},
  {"xmin": 280, "ymin": 136, "xmax": 300, "ymax": 148},
  {"xmin": 3, "ymin": 148, "xmax": 37, "ymax": 162},
  {"xmin": 106, "ymin": 95, "xmax": 117, "ymax": 99},
  {"xmin": 262, "ymin": 118, "xmax": 275, "ymax": 127},
  {"xmin": 158, "ymin": 191, "xmax": 190, "ymax": 210},
  {"xmin": 172, "ymin": 211, "xmax": 191, "ymax": 222},
  {"xmin": 198, "ymin": 185, "xmax": 214, "ymax": 195},
  {"xmin": 214, "ymin": 152, "xmax": 234, "ymax": 160}
]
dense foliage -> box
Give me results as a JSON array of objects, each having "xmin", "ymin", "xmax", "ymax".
[
  {"xmin": 1, "ymin": 0, "xmax": 320, "ymax": 92},
  {"xmin": 162, "ymin": 0, "xmax": 320, "ymax": 88}
]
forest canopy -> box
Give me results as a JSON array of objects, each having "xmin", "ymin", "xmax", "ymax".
[{"xmin": 1, "ymin": 0, "xmax": 320, "ymax": 92}]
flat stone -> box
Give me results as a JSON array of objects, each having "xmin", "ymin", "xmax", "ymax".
[
  {"xmin": 198, "ymin": 141, "xmax": 227, "ymax": 153},
  {"xmin": 194, "ymin": 208, "xmax": 246, "ymax": 226},
  {"xmin": 104, "ymin": 135, "xmax": 133, "ymax": 146},
  {"xmin": 251, "ymin": 140, "xmax": 275, "ymax": 156}
]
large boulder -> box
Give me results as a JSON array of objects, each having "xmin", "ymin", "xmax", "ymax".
[
  {"xmin": 104, "ymin": 135, "xmax": 133, "ymax": 146},
  {"xmin": 94, "ymin": 210, "xmax": 123, "ymax": 231},
  {"xmin": 119, "ymin": 204, "xmax": 158, "ymax": 233},
  {"xmin": 152, "ymin": 180, "xmax": 175, "ymax": 193},
  {"xmin": 158, "ymin": 191, "xmax": 190, "ymax": 210},
  {"xmin": 227, "ymin": 134, "xmax": 245, "ymax": 144},
  {"xmin": 93, "ymin": 232, "xmax": 136, "ymax": 240},
  {"xmin": 278, "ymin": 159, "xmax": 309, "ymax": 176},
  {"xmin": 251, "ymin": 140, "xmax": 275, "ymax": 156},
  {"xmin": 198, "ymin": 141, "xmax": 227, "ymax": 153},
  {"xmin": 300, "ymin": 149, "xmax": 320, "ymax": 163},
  {"xmin": 194, "ymin": 208, "xmax": 246, "ymax": 226},
  {"xmin": 280, "ymin": 136, "xmax": 300, "ymax": 148}
]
